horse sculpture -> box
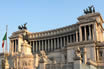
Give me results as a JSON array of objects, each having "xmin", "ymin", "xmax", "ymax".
[
  {"xmin": 18, "ymin": 23, "xmax": 27, "ymax": 30},
  {"xmin": 83, "ymin": 5, "xmax": 95, "ymax": 14}
]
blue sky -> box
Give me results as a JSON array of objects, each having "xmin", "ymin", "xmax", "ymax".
[{"xmin": 0, "ymin": 0, "xmax": 104, "ymax": 52}]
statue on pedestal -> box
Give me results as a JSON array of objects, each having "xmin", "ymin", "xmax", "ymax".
[
  {"xmin": 39, "ymin": 51, "xmax": 48, "ymax": 63},
  {"xmin": 18, "ymin": 23, "xmax": 28, "ymax": 30},
  {"xmin": 83, "ymin": 5, "xmax": 95, "ymax": 14},
  {"xmin": 74, "ymin": 47, "xmax": 82, "ymax": 60}
]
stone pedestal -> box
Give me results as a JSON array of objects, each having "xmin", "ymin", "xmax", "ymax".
[
  {"xmin": 5, "ymin": 57, "xmax": 9, "ymax": 69},
  {"xmin": 39, "ymin": 63, "xmax": 46, "ymax": 69},
  {"xmin": 73, "ymin": 48, "xmax": 82, "ymax": 69},
  {"xmin": 74, "ymin": 60, "xmax": 82, "ymax": 69},
  {"xmin": 39, "ymin": 51, "xmax": 51, "ymax": 69},
  {"xmin": 1, "ymin": 57, "xmax": 9, "ymax": 69},
  {"xmin": 12, "ymin": 40, "xmax": 35, "ymax": 69}
]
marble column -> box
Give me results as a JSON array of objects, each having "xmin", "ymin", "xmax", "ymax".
[
  {"xmin": 92, "ymin": 24, "xmax": 95, "ymax": 40},
  {"xmin": 84, "ymin": 26, "xmax": 87, "ymax": 41},
  {"xmin": 60, "ymin": 37, "xmax": 62, "ymax": 48},
  {"xmin": 51, "ymin": 39, "xmax": 53, "ymax": 51},
  {"xmin": 76, "ymin": 31, "xmax": 78, "ymax": 42},
  {"xmin": 64, "ymin": 37, "xmax": 66, "ymax": 46},
  {"xmin": 57, "ymin": 38, "xmax": 59, "ymax": 49},
  {"xmin": 89, "ymin": 25, "xmax": 91, "ymax": 40},
  {"xmin": 48, "ymin": 39, "xmax": 50, "ymax": 51},
  {"xmin": 79, "ymin": 26, "xmax": 82, "ymax": 41},
  {"xmin": 54, "ymin": 38, "xmax": 56, "ymax": 49}
]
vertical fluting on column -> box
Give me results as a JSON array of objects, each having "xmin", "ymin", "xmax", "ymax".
[
  {"xmin": 84, "ymin": 26, "xmax": 87, "ymax": 41},
  {"xmin": 89, "ymin": 25, "xmax": 91, "ymax": 40}
]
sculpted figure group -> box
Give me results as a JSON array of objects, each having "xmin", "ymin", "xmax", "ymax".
[
  {"xmin": 83, "ymin": 5, "xmax": 95, "ymax": 14},
  {"xmin": 18, "ymin": 23, "xmax": 27, "ymax": 30}
]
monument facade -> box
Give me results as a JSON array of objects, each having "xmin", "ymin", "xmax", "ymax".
[{"xmin": 0, "ymin": 7, "xmax": 104, "ymax": 69}]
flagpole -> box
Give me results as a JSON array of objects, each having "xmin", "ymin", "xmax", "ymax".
[{"xmin": 6, "ymin": 25, "xmax": 8, "ymax": 53}]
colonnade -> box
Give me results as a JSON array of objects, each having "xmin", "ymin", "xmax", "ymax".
[
  {"xmin": 30, "ymin": 31, "xmax": 79, "ymax": 53},
  {"xmin": 10, "ymin": 24, "xmax": 94, "ymax": 53},
  {"xmin": 10, "ymin": 39, "xmax": 18, "ymax": 53},
  {"xmin": 80, "ymin": 24, "xmax": 94, "ymax": 41}
]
